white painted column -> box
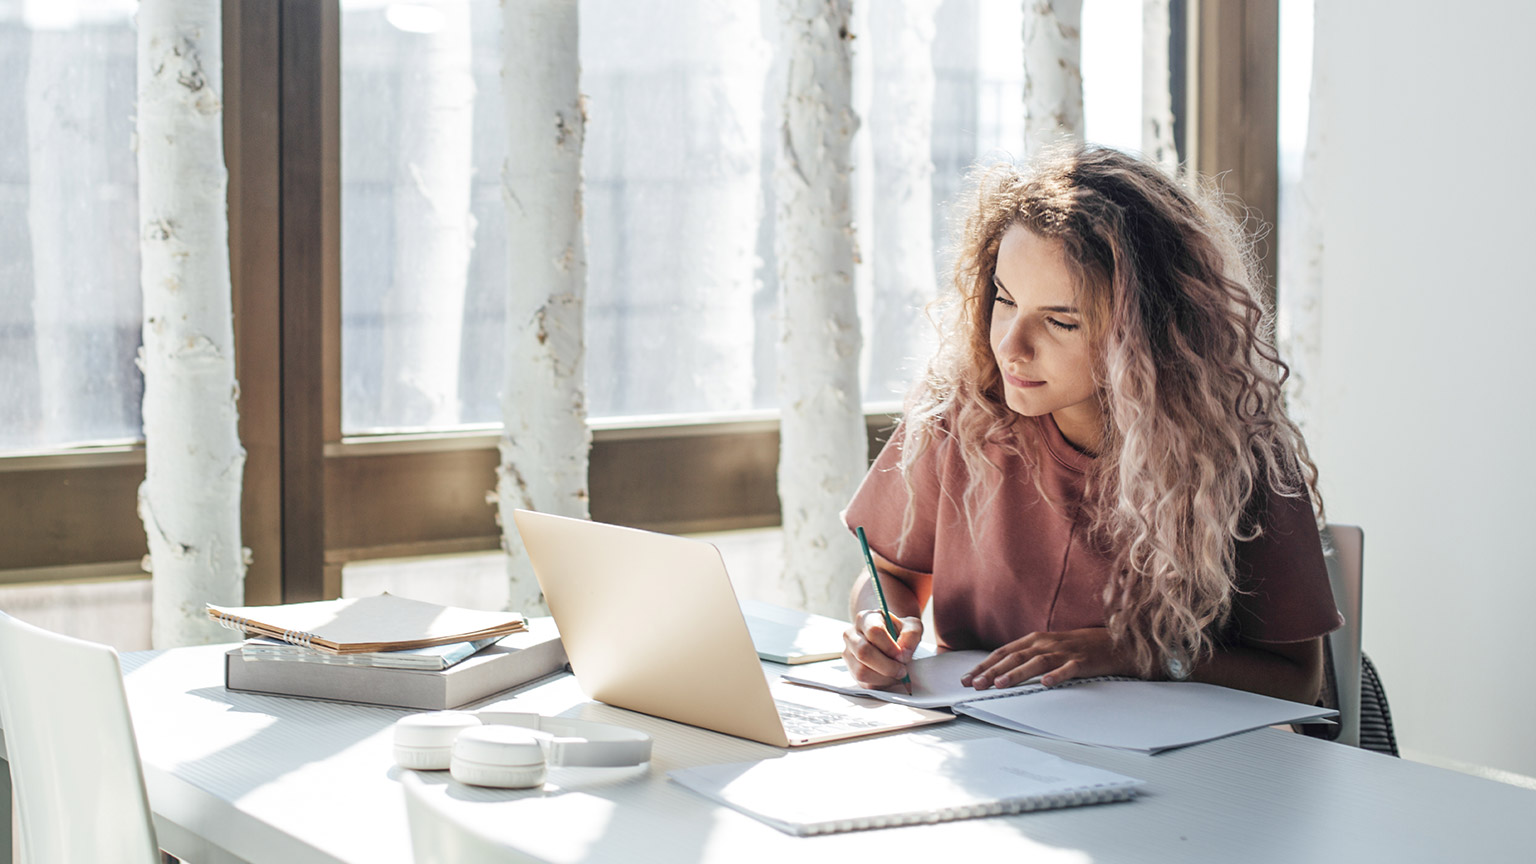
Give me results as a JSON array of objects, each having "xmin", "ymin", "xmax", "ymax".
[
  {"xmin": 1023, "ymin": 0, "xmax": 1085, "ymax": 155},
  {"xmin": 136, "ymin": 0, "xmax": 246, "ymax": 646},
  {"xmin": 497, "ymin": 0, "xmax": 590, "ymax": 615},
  {"xmin": 775, "ymin": 0, "xmax": 866, "ymax": 617},
  {"xmin": 1141, "ymin": 0, "xmax": 1178, "ymax": 169}
]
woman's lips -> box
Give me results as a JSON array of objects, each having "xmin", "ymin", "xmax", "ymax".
[{"xmin": 1003, "ymin": 371, "xmax": 1045, "ymax": 388}]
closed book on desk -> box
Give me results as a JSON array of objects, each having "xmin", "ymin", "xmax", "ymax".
[
  {"xmin": 225, "ymin": 617, "xmax": 567, "ymax": 710},
  {"xmin": 239, "ymin": 635, "xmax": 504, "ymax": 671},
  {"xmin": 669, "ymin": 735, "xmax": 1141, "ymax": 836},
  {"xmin": 207, "ymin": 593, "xmax": 526, "ymax": 654}
]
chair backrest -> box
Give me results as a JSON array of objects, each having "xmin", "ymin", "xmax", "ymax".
[
  {"xmin": 0, "ymin": 611, "xmax": 159, "ymax": 864},
  {"xmin": 401, "ymin": 770, "xmax": 540, "ymax": 864},
  {"xmin": 1321, "ymin": 524, "xmax": 1364, "ymax": 749}
]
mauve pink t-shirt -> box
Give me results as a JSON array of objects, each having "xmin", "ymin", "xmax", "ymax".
[{"xmin": 844, "ymin": 414, "xmax": 1342, "ymax": 652}]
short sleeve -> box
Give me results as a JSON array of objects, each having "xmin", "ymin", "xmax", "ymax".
[
  {"xmin": 842, "ymin": 425, "xmax": 942, "ymax": 574},
  {"xmin": 1229, "ymin": 482, "xmax": 1343, "ymax": 644}
]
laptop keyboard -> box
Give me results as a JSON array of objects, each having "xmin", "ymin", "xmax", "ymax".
[{"xmin": 774, "ymin": 699, "xmax": 888, "ymax": 738}]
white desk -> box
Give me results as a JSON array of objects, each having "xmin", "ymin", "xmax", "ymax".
[{"xmin": 3, "ymin": 644, "xmax": 1533, "ymax": 863}]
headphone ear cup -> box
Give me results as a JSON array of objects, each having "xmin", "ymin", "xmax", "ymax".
[
  {"xmin": 449, "ymin": 726, "xmax": 548, "ymax": 789},
  {"xmin": 393, "ymin": 711, "xmax": 482, "ymax": 771}
]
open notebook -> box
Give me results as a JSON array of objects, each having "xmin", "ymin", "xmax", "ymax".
[
  {"xmin": 669, "ymin": 735, "xmax": 1142, "ymax": 835},
  {"xmin": 785, "ymin": 654, "xmax": 1337, "ymax": 753},
  {"xmin": 782, "ymin": 650, "xmax": 1046, "ymax": 709}
]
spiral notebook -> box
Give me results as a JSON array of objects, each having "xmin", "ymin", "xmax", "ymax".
[
  {"xmin": 206, "ymin": 594, "xmax": 526, "ymax": 655},
  {"xmin": 780, "ymin": 650, "xmax": 1120, "ymax": 709},
  {"xmin": 786, "ymin": 653, "xmax": 1337, "ymax": 753},
  {"xmin": 668, "ymin": 735, "xmax": 1142, "ymax": 836}
]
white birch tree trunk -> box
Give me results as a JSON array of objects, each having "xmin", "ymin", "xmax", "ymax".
[
  {"xmin": 1141, "ymin": 0, "xmax": 1178, "ymax": 171},
  {"xmin": 850, "ymin": 0, "xmax": 875, "ymax": 394},
  {"xmin": 136, "ymin": 0, "xmax": 245, "ymax": 646},
  {"xmin": 383, "ymin": 0, "xmax": 475, "ymax": 428},
  {"xmin": 497, "ymin": 1, "xmax": 589, "ymax": 615},
  {"xmin": 775, "ymin": 0, "xmax": 866, "ymax": 617},
  {"xmin": 869, "ymin": 0, "xmax": 940, "ymax": 398},
  {"xmin": 1281, "ymin": 1, "xmax": 1331, "ymax": 435},
  {"xmin": 1022, "ymin": 0, "xmax": 1084, "ymax": 157}
]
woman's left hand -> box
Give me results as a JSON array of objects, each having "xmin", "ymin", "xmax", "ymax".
[{"xmin": 961, "ymin": 627, "xmax": 1136, "ymax": 690}]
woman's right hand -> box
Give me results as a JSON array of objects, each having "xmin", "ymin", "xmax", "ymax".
[{"xmin": 843, "ymin": 610, "xmax": 924, "ymax": 690}]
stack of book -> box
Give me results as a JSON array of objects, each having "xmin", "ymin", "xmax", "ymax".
[{"xmin": 211, "ymin": 594, "xmax": 567, "ymax": 710}]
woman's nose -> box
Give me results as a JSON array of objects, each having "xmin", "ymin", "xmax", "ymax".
[{"xmin": 1000, "ymin": 317, "xmax": 1034, "ymax": 362}]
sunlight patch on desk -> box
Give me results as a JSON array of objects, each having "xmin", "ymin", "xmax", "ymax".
[
  {"xmin": 1403, "ymin": 747, "xmax": 1536, "ymax": 791},
  {"xmin": 426, "ymin": 783, "xmax": 621, "ymax": 863},
  {"xmin": 123, "ymin": 651, "xmax": 281, "ymax": 765}
]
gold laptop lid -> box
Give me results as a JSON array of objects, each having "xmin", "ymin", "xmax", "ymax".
[{"xmin": 512, "ymin": 509, "xmax": 789, "ymax": 747}]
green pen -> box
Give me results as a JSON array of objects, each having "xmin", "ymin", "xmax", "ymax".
[{"xmin": 856, "ymin": 526, "xmax": 913, "ymax": 696}]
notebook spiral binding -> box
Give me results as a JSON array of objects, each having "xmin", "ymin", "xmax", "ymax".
[
  {"xmin": 971, "ymin": 674, "xmax": 1139, "ymax": 703},
  {"xmin": 800, "ymin": 784, "xmax": 1137, "ymax": 834},
  {"xmin": 282, "ymin": 629, "xmax": 315, "ymax": 649},
  {"xmin": 211, "ymin": 613, "xmax": 317, "ymax": 650},
  {"xmin": 213, "ymin": 614, "xmax": 252, "ymax": 634}
]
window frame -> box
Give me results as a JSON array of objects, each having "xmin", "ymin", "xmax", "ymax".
[{"xmin": 0, "ymin": 0, "xmax": 1277, "ymax": 602}]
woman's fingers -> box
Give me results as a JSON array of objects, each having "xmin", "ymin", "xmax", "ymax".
[
  {"xmin": 961, "ymin": 628, "xmax": 1121, "ymax": 689},
  {"xmin": 1040, "ymin": 657, "xmax": 1080, "ymax": 687},
  {"xmin": 892, "ymin": 615, "xmax": 924, "ymax": 661},
  {"xmin": 842, "ymin": 610, "xmax": 916, "ymax": 688},
  {"xmin": 968, "ymin": 650, "xmax": 1053, "ymax": 690},
  {"xmin": 962, "ymin": 634, "xmax": 1043, "ymax": 688}
]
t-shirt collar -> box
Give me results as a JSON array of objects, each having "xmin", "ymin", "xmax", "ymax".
[{"xmin": 1036, "ymin": 412, "xmax": 1096, "ymax": 474}]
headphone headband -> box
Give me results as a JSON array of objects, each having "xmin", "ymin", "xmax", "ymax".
[{"xmin": 474, "ymin": 711, "xmax": 652, "ymax": 767}]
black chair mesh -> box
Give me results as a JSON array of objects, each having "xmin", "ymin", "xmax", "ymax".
[
  {"xmin": 1298, "ymin": 642, "xmax": 1398, "ymax": 757},
  {"xmin": 1357, "ymin": 652, "xmax": 1399, "ymax": 757}
]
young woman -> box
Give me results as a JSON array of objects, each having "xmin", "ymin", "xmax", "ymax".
[{"xmin": 843, "ymin": 146, "xmax": 1340, "ymax": 704}]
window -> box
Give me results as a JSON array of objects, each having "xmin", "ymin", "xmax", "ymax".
[
  {"xmin": 2, "ymin": 0, "xmax": 1275, "ymax": 626},
  {"xmin": 0, "ymin": 1, "xmax": 141, "ymax": 453}
]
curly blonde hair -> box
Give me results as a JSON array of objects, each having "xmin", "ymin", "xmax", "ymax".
[{"xmin": 900, "ymin": 145, "xmax": 1323, "ymax": 677}]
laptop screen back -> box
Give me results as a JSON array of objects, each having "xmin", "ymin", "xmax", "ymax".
[{"xmin": 511, "ymin": 509, "xmax": 788, "ymax": 745}]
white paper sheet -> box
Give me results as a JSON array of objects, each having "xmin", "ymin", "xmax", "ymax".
[{"xmin": 955, "ymin": 680, "xmax": 1337, "ymax": 753}]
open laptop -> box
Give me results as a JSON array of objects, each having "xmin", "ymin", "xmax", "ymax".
[{"xmin": 512, "ymin": 509, "xmax": 953, "ymax": 747}]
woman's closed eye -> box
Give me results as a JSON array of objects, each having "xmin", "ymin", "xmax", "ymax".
[
  {"xmin": 1046, "ymin": 317, "xmax": 1079, "ymax": 332},
  {"xmin": 994, "ymin": 293, "xmax": 1017, "ymax": 308}
]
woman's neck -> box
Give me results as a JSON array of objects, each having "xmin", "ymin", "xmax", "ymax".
[{"xmin": 1051, "ymin": 405, "xmax": 1103, "ymax": 457}]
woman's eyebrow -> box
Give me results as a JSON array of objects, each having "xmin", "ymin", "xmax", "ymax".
[{"xmin": 992, "ymin": 275, "xmax": 1078, "ymax": 313}]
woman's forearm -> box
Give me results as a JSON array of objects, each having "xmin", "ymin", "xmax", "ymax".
[
  {"xmin": 847, "ymin": 569, "xmax": 924, "ymax": 622},
  {"xmin": 1188, "ymin": 636, "xmax": 1325, "ymax": 704}
]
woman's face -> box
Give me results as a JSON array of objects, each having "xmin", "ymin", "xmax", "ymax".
[{"xmin": 988, "ymin": 225, "xmax": 1102, "ymax": 451}]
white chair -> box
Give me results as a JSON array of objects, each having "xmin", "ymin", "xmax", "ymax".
[
  {"xmin": 400, "ymin": 770, "xmax": 540, "ymax": 864},
  {"xmin": 1321, "ymin": 524, "xmax": 1364, "ymax": 748},
  {"xmin": 0, "ymin": 611, "xmax": 160, "ymax": 864}
]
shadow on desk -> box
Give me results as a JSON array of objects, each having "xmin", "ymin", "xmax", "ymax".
[{"xmin": 122, "ymin": 652, "xmax": 411, "ymax": 805}]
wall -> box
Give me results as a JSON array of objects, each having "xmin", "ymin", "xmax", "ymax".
[{"xmin": 1307, "ymin": 0, "xmax": 1536, "ymax": 777}]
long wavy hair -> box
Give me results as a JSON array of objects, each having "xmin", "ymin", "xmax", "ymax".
[{"xmin": 900, "ymin": 145, "xmax": 1323, "ymax": 676}]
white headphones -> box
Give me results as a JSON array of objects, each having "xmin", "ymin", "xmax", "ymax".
[{"xmin": 393, "ymin": 710, "xmax": 652, "ymax": 789}]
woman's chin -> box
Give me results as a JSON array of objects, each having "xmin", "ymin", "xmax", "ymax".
[{"xmin": 1003, "ymin": 393, "xmax": 1051, "ymax": 418}]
